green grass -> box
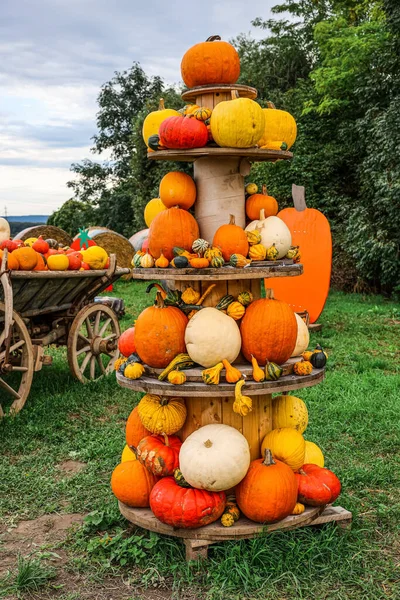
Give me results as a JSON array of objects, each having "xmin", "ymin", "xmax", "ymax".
[
  {"xmin": 1, "ymin": 554, "xmax": 56, "ymax": 597},
  {"xmin": 1, "ymin": 283, "xmax": 399, "ymax": 599}
]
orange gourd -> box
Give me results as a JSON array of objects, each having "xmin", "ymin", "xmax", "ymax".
[
  {"xmin": 246, "ymin": 185, "xmax": 278, "ymax": 220},
  {"xmin": 236, "ymin": 449, "xmax": 297, "ymax": 523},
  {"xmin": 189, "ymin": 256, "xmax": 209, "ymax": 268},
  {"xmin": 240, "ymin": 292, "xmax": 297, "ymax": 365},
  {"xmin": 134, "ymin": 293, "xmax": 188, "ymax": 368},
  {"xmin": 33, "ymin": 253, "xmax": 47, "ymax": 271},
  {"xmin": 12, "ymin": 247, "xmax": 38, "ymax": 270},
  {"xmin": 1, "ymin": 250, "xmax": 20, "ymax": 270},
  {"xmin": 212, "ymin": 215, "xmax": 249, "ymax": 262},
  {"xmin": 111, "ymin": 460, "xmax": 158, "ymax": 507},
  {"xmin": 32, "ymin": 236, "xmax": 49, "ymax": 255},
  {"xmin": 125, "ymin": 406, "xmax": 151, "ymax": 447},
  {"xmin": 148, "ymin": 207, "xmax": 199, "ymax": 261},
  {"xmin": 181, "ymin": 35, "xmax": 240, "ymax": 88},
  {"xmin": 159, "ymin": 171, "xmax": 196, "ymax": 210}
]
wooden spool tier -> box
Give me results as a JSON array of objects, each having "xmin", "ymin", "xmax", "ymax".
[
  {"xmin": 181, "ymin": 83, "xmax": 257, "ymax": 106},
  {"xmin": 147, "ymin": 147, "xmax": 292, "ymax": 163}
]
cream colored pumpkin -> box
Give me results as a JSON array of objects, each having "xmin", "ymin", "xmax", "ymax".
[
  {"xmin": 245, "ymin": 211, "xmax": 291, "ymax": 259},
  {"xmin": 261, "ymin": 427, "xmax": 305, "ymax": 471},
  {"xmin": 0, "ymin": 217, "xmax": 10, "ymax": 244},
  {"xmin": 291, "ymin": 314, "xmax": 310, "ymax": 357},
  {"xmin": 210, "ymin": 98, "xmax": 265, "ymax": 148},
  {"xmin": 184, "ymin": 307, "xmax": 241, "ymax": 368},
  {"xmin": 304, "ymin": 440, "xmax": 325, "ymax": 467},
  {"xmin": 179, "ymin": 424, "xmax": 251, "ymax": 492},
  {"xmin": 272, "ymin": 395, "xmax": 308, "ymax": 433}
]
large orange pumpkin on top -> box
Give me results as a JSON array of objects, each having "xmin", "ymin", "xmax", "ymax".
[
  {"xmin": 212, "ymin": 214, "xmax": 249, "ymax": 261},
  {"xmin": 134, "ymin": 293, "xmax": 188, "ymax": 368},
  {"xmin": 181, "ymin": 35, "xmax": 240, "ymax": 89},
  {"xmin": 148, "ymin": 206, "xmax": 199, "ymax": 261},
  {"xmin": 240, "ymin": 292, "xmax": 297, "ymax": 365}
]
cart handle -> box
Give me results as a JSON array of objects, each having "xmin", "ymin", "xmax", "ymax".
[{"xmin": 0, "ymin": 249, "xmax": 14, "ymax": 365}]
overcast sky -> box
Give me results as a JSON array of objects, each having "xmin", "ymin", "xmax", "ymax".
[{"xmin": 0, "ymin": 0, "xmax": 275, "ymax": 217}]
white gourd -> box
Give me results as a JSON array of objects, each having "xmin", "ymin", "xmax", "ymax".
[
  {"xmin": 291, "ymin": 313, "xmax": 310, "ymax": 357},
  {"xmin": 179, "ymin": 424, "xmax": 251, "ymax": 491},
  {"xmin": 245, "ymin": 210, "xmax": 291, "ymax": 259}
]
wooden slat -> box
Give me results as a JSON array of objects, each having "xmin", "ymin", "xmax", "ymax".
[
  {"xmin": 131, "ymin": 263, "xmax": 302, "ymax": 281},
  {"xmin": 147, "ymin": 147, "xmax": 293, "ymax": 163},
  {"xmin": 181, "ymin": 83, "xmax": 257, "ymax": 103}
]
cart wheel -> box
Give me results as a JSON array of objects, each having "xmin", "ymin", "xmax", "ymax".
[
  {"xmin": 0, "ymin": 302, "xmax": 34, "ymax": 416},
  {"xmin": 68, "ymin": 303, "xmax": 121, "ymax": 383}
]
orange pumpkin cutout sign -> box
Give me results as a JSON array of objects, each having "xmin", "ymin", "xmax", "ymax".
[{"xmin": 268, "ymin": 185, "xmax": 332, "ymax": 323}]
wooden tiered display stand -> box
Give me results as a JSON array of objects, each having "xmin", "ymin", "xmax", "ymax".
[{"xmin": 116, "ymin": 84, "xmax": 351, "ymax": 559}]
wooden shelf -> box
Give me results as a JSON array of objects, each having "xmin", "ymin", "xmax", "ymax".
[
  {"xmin": 131, "ymin": 260, "xmax": 302, "ymax": 281},
  {"xmin": 147, "ymin": 147, "xmax": 293, "ymax": 163},
  {"xmin": 116, "ymin": 365, "xmax": 325, "ymax": 397},
  {"xmin": 181, "ymin": 83, "xmax": 258, "ymax": 103}
]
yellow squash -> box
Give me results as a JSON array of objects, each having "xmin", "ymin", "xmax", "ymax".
[
  {"xmin": 272, "ymin": 395, "xmax": 308, "ymax": 433},
  {"xmin": 257, "ymin": 102, "xmax": 297, "ymax": 151},
  {"xmin": 142, "ymin": 98, "xmax": 180, "ymax": 146},
  {"xmin": 137, "ymin": 394, "xmax": 187, "ymax": 435},
  {"xmin": 210, "ymin": 94, "xmax": 265, "ymax": 148},
  {"xmin": 261, "ymin": 427, "xmax": 305, "ymax": 471}
]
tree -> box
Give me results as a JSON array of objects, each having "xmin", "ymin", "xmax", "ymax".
[{"xmin": 47, "ymin": 199, "xmax": 98, "ymax": 237}]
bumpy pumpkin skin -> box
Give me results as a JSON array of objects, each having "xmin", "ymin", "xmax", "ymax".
[
  {"xmin": 137, "ymin": 395, "xmax": 187, "ymax": 436},
  {"xmin": 150, "ymin": 477, "xmax": 226, "ymax": 528},
  {"xmin": 125, "ymin": 406, "xmax": 151, "ymax": 447},
  {"xmin": 261, "ymin": 428, "xmax": 305, "ymax": 472},
  {"xmin": 240, "ymin": 297, "xmax": 297, "ymax": 365},
  {"xmin": 148, "ymin": 207, "xmax": 199, "ymax": 261},
  {"xmin": 272, "ymin": 395, "xmax": 309, "ymax": 433},
  {"xmin": 210, "ymin": 98, "xmax": 265, "ymax": 148},
  {"xmin": 236, "ymin": 450, "xmax": 298, "ymax": 523},
  {"xmin": 159, "ymin": 116, "xmax": 208, "ymax": 149},
  {"xmin": 181, "ymin": 36, "xmax": 240, "ymax": 88},
  {"xmin": 136, "ymin": 434, "xmax": 182, "ymax": 477},
  {"xmin": 110, "ymin": 460, "xmax": 158, "ymax": 507}
]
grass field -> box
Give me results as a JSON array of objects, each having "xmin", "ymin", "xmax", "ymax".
[{"xmin": 1, "ymin": 282, "xmax": 399, "ymax": 599}]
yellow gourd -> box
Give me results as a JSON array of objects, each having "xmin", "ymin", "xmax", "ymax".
[
  {"xmin": 137, "ymin": 394, "xmax": 187, "ymax": 435},
  {"xmin": 233, "ymin": 380, "xmax": 252, "ymax": 416},
  {"xmin": 124, "ymin": 363, "xmax": 145, "ymax": 380},
  {"xmin": 222, "ymin": 359, "xmax": 242, "ymax": 383},
  {"xmin": 293, "ymin": 360, "xmax": 313, "ymax": 376},
  {"xmin": 155, "ymin": 253, "xmax": 169, "ymax": 268},
  {"xmin": 81, "ymin": 246, "xmax": 108, "ymax": 269},
  {"xmin": 249, "ymin": 243, "xmax": 267, "ymax": 261},
  {"xmin": 204, "ymin": 246, "xmax": 223, "ymax": 261},
  {"xmin": 202, "ymin": 362, "xmax": 224, "ymax": 385},
  {"xmin": 251, "ymin": 355, "xmax": 265, "ymax": 382},
  {"xmin": 302, "ymin": 351, "xmax": 313, "ymax": 362},
  {"xmin": 266, "ymin": 244, "xmax": 279, "ymax": 261},
  {"xmin": 261, "ymin": 427, "xmax": 305, "ymax": 471},
  {"xmin": 237, "ymin": 291, "xmax": 253, "ymax": 306},
  {"xmin": 292, "ymin": 502, "xmax": 305, "ymax": 515},
  {"xmin": 227, "ymin": 301, "xmax": 245, "ymax": 321},
  {"xmin": 245, "ymin": 183, "xmax": 258, "ymax": 195},
  {"xmin": 140, "ymin": 252, "xmax": 155, "ymax": 268},
  {"xmin": 272, "ymin": 395, "xmax": 308, "ymax": 433},
  {"xmin": 246, "ymin": 229, "xmax": 262, "ymax": 246},
  {"xmin": 221, "ymin": 496, "xmax": 241, "ymax": 527},
  {"xmin": 167, "ymin": 370, "xmax": 187, "ymax": 385},
  {"xmin": 304, "ymin": 440, "xmax": 325, "ymax": 467},
  {"xmin": 181, "ymin": 287, "xmax": 201, "ymax": 304},
  {"xmin": 114, "ymin": 357, "xmax": 128, "ymax": 371},
  {"xmin": 257, "ymin": 102, "xmax": 297, "ymax": 151},
  {"xmin": 142, "ymin": 98, "xmax": 180, "ymax": 146}
]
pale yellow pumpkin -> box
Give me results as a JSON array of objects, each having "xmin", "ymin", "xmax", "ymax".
[
  {"xmin": 0, "ymin": 217, "xmax": 11, "ymax": 244},
  {"xmin": 144, "ymin": 197, "xmax": 167, "ymax": 227},
  {"xmin": 261, "ymin": 427, "xmax": 305, "ymax": 471},
  {"xmin": 291, "ymin": 313, "xmax": 310, "ymax": 357},
  {"xmin": 142, "ymin": 99, "xmax": 180, "ymax": 147},
  {"xmin": 137, "ymin": 394, "xmax": 187, "ymax": 435},
  {"xmin": 272, "ymin": 395, "xmax": 308, "ymax": 433},
  {"xmin": 304, "ymin": 440, "xmax": 325, "ymax": 467},
  {"xmin": 210, "ymin": 97, "xmax": 265, "ymax": 148},
  {"xmin": 257, "ymin": 102, "xmax": 297, "ymax": 151}
]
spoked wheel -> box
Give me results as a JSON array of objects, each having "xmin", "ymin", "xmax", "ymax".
[
  {"xmin": 0, "ymin": 302, "xmax": 34, "ymax": 416},
  {"xmin": 67, "ymin": 303, "xmax": 121, "ymax": 383}
]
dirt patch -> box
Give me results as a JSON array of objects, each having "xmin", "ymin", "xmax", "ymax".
[{"xmin": 57, "ymin": 460, "xmax": 86, "ymax": 475}]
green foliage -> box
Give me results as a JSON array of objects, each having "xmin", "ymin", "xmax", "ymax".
[
  {"xmin": 1, "ymin": 554, "xmax": 56, "ymax": 596},
  {"xmin": 47, "ymin": 199, "xmax": 98, "ymax": 237}
]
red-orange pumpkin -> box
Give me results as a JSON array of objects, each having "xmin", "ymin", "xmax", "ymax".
[
  {"xmin": 296, "ymin": 464, "xmax": 341, "ymax": 506},
  {"xmin": 32, "ymin": 236, "xmax": 49, "ymax": 255},
  {"xmin": 236, "ymin": 449, "xmax": 298, "ymax": 523},
  {"xmin": 159, "ymin": 116, "xmax": 208, "ymax": 149},
  {"xmin": 118, "ymin": 327, "xmax": 136, "ymax": 357},
  {"xmin": 148, "ymin": 206, "xmax": 199, "ymax": 261},
  {"xmin": 212, "ymin": 214, "xmax": 249, "ymax": 261},
  {"xmin": 136, "ymin": 433, "xmax": 182, "ymax": 477},
  {"xmin": 240, "ymin": 293, "xmax": 297, "ymax": 365},
  {"xmin": 246, "ymin": 185, "xmax": 278, "ymax": 220},
  {"xmin": 150, "ymin": 476, "xmax": 226, "ymax": 528},
  {"xmin": 181, "ymin": 35, "xmax": 240, "ymax": 88},
  {"xmin": 159, "ymin": 171, "xmax": 196, "ymax": 210},
  {"xmin": 125, "ymin": 406, "xmax": 151, "ymax": 447},
  {"xmin": 134, "ymin": 293, "xmax": 188, "ymax": 368},
  {"xmin": 111, "ymin": 460, "xmax": 158, "ymax": 507}
]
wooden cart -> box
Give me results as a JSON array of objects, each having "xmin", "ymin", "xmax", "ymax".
[{"xmin": 0, "ymin": 251, "xmax": 129, "ymax": 416}]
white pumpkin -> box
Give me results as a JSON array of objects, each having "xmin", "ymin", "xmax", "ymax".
[
  {"xmin": 0, "ymin": 218, "xmax": 10, "ymax": 244},
  {"xmin": 245, "ymin": 210, "xmax": 291, "ymax": 259},
  {"xmin": 291, "ymin": 313, "xmax": 310, "ymax": 357},
  {"xmin": 184, "ymin": 307, "xmax": 241, "ymax": 368},
  {"xmin": 179, "ymin": 424, "xmax": 251, "ymax": 492}
]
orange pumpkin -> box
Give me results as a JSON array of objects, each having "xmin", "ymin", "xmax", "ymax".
[
  {"xmin": 2, "ymin": 250, "xmax": 19, "ymax": 270},
  {"xmin": 125, "ymin": 406, "xmax": 151, "ymax": 447},
  {"xmin": 110, "ymin": 460, "xmax": 158, "ymax": 507},
  {"xmin": 32, "ymin": 236, "xmax": 49, "ymax": 255},
  {"xmin": 240, "ymin": 292, "xmax": 297, "ymax": 365},
  {"xmin": 134, "ymin": 292, "xmax": 188, "ymax": 368},
  {"xmin": 236, "ymin": 449, "xmax": 298, "ymax": 523},
  {"xmin": 246, "ymin": 185, "xmax": 278, "ymax": 220},
  {"xmin": 12, "ymin": 247, "xmax": 38, "ymax": 270},
  {"xmin": 181, "ymin": 35, "xmax": 240, "ymax": 88},
  {"xmin": 189, "ymin": 256, "xmax": 209, "ymax": 268},
  {"xmin": 148, "ymin": 207, "xmax": 199, "ymax": 261},
  {"xmin": 118, "ymin": 327, "xmax": 136, "ymax": 357},
  {"xmin": 159, "ymin": 171, "xmax": 196, "ymax": 210},
  {"xmin": 212, "ymin": 214, "xmax": 249, "ymax": 261},
  {"xmin": 33, "ymin": 253, "xmax": 47, "ymax": 271}
]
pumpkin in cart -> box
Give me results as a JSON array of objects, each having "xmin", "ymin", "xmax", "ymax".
[
  {"xmin": 179, "ymin": 424, "xmax": 250, "ymax": 492},
  {"xmin": 272, "ymin": 395, "xmax": 308, "ymax": 433},
  {"xmin": 159, "ymin": 171, "xmax": 196, "ymax": 210},
  {"xmin": 125, "ymin": 406, "xmax": 151, "ymax": 447},
  {"xmin": 212, "ymin": 215, "xmax": 249, "ymax": 261},
  {"xmin": 148, "ymin": 206, "xmax": 199, "ymax": 261},
  {"xmin": 210, "ymin": 94, "xmax": 265, "ymax": 148},
  {"xmin": 110, "ymin": 460, "xmax": 158, "ymax": 507},
  {"xmin": 240, "ymin": 293, "xmax": 297, "ymax": 365},
  {"xmin": 144, "ymin": 197, "xmax": 167, "ymax": 227},
  {"xmin": 184, "ymin": 307, "xmax": 241, "ymax": 368},
  {"xmin": 291, "ymin": 314, "xmax": 310, "ymax": 357},
  {"xmin": 150, "ymin": 476, "xmax": 226, "ymax": 528},
  {"xmin": 135, "ymin": 293, "xmax": 188, "ymax": 368},
  {"xmin": 180, "ymin": 35, "xmax": 240, "ymax": 88},
  {"xmin": 246, "ymin": 185, "xmax": 278, "ymax": 220},
  {"xmin": 236, "ymin": 449, "xmax": 298, "ymax": 523},
  {"xmin": 257, "ymin": 102, "xmax": 297, "ymax": 151},
  {"xmin": 136, "ymin": 433, "xmax": 182, "ymax": 477},
  {"xmin": 12, "ymin": 247, "xmax": 38, "ymax": 270},
  {"xmin": 137, "ymin": 394, "xmax": 187, "ymax": 435},
  {"xmin": 142, "ymin": 98, "xmax": 180, "ymax": 147},
  {"xmin": 245, "ymin": 211, "xmax": 292, "ymax": 259},
  {"xmin": 159, "ymin": 115, "xmax": 208, "ymax": 149},
  {"xmin": 261, "ymin": 427, "xmax": 305, "ymax": 472}
]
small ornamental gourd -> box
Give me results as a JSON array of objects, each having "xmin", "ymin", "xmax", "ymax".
[
  {"xmin": 261, "ymin": 427, "xmax": 305, "ymax": 472},
  {"xmin": 292, "ymin": 502, "xmax": 305, "ymax": 515},
  {"xmin": 174, "ymin": 468, "xmax": 190, "ymax": 487},
  {"xmin": 202, "ymin": 362, "xmax": 224, "ymax": 385},
  {"xmin": 124, "ymin": 363, "xmax": 145, "ymax": 380},
  {"xmin": 181, "ymin": 287, "xmax": 200, "ymax": 305},
  {"xmin": 221, "ymin": 496, "xmax": 240, "ymax": 527},
  {"xmin": 304, "ymin": 440, "xmax": 325, "ymax": 467},
  {"xmin": 136, "ymin": 433, "xmax": 182, "ymax": 477},
  {"xmin": 245, "ymin": 183, "xmax": 258, "ymax": 195},
  {"xmin": 189, "ymin": 256, "xmax": 210, "ymax": 269},
  {"xmin": 233, "ymin": 380, "xmax": 252, "ymax": 416},
  {"xmin": 265, "ymin": 361, "xmax": 283, "ymax": 381},
  {"xmin": 194, "ymin": 107, "xmax": 212, "ymax": 122},
  {"xmin": 167, "ymin": 370, "xmax": 187, "ymax": 385},
  {"xmin": 211, "ymin": 255, "xmax": 224, "ymax": 268},
  {"xmin": 114, "ymin": 357, "xmax": 127, "ymax": 371},
  {"xmin": 215, "ymin": 294, "xmax": 234, "ymax": 310},
  {"xmin": 155, "ymin": 253, "xmax": 169, "ymax": 268},
  {"xmin": 132, "ymin": 253, "xmax": 142, "ymax": 268},
  {"xmin": 272, "ymin": 395, "xmax": 308, "ymax": 433},
  {"xmin": 204, "ymin": 246, "xmax": 222, "ymax": 261},
  {"xmin": 229, "ymin": 254, "xmax": 251, "ymax": 268},
  {"xmin": 251, "ymin": 355, "xmax": 265, "ymax": 382},
  {"xmin": 249, "ymin": 243, "xmax": 267, "ymax": 261},
  {"xmin": 227, "ymin": 301, "xmax": 245, "ymax": 321},
  {"xmin": 245, "ymin": 210, "xmax": 292, "ymax": 259},
  {"xmin": 310, "ymin": 344, "xmax": 328, "ymax": 368},
  {"xmin": 237, "ymin": 291, "xmax": 253, "ymax": 306},
  {"xmin": 266, "ymin": 244, "xmax": 279, "ymax": 261},
  {"xmin": 246, "ymin": 229, "xmax": 262, "ymax": 246},
  {"xmin": 293, "ymin": 360, "xmax": 313, "ymax": 376},
  {"xmin": 140, "ymin": 251, "xmax": 155, "ymax": 268},
  {"xmin": 286, "ymin": 245, "xmax": 301, "ymax": 260},
  {"xmin": 179, "ymin": 104, "xmax": 200, "ymax": 115},
  {"xmin": 192, "ymin": 238, "xmax": 209, "ymax": 255},
  {"xmin": 158, "ymin": 353, "xmax": 194, "ymax": 381},
  {"xmin": 171, "ymin": 256, "xmax": 189, "ymax": 268},
  {"xmin": 137, "ymin": 394, "xmax": 187, "ymax": 435},
  {"xmin": 222, "ymin": 359, "xmax": 242, "ymax": 383},
  {"xmin": 302, "ymin": 350, "xmax": 313, "ymax": 362}
]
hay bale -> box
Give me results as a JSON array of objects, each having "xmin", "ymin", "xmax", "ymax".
[
  {"xmin": 129, "ymin": 228, "xmax": 149, "ymax": 251},
  {"xmin": 14, "ymin": 225, "xmax": 72, "ymax": 247},
  {"xmin": 85, "ymin": 227, "xmax": 135, "ymax": 273}
]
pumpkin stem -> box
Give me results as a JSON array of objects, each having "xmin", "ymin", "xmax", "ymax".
[
  {"xmin": 161, "ymin": 432, "xmax": 169, "ymax": 446},
  {"xmin": 160, "ymin": 397, "xmax": 169, "ymax": 406},
  {"xmin": 262, "ymin": 448, "xmax": 275, "ymax": 466},
  {"xmin": 146, "ymin": 282, "xmax": 167, "ymax": 298},
  {"xmin": 158, "ymin": 98, "xmax": 165, "ymax": 111},
  {"xmin": 206, "ymin": 35, "xmax": 222, "ymax": 42},
  {"xmin": 259, "ymin": 209, "xmax": 266, "ymax": 220},
  {"xmin": 228, "ymin": 214, "xmax": 236, "ymax": 226},
  {"xmin": 266, "ymin": 101, "xmax": 276, "ymax": 110},
  {"xmin": 128, "ymin": 445, "xmax": 138, "ymax": 458},
  {"xmin": 155, "ymin": 292, "xmax": 166, "ymax": 309},
  {"xmin": 204, "ymin": 439, "xmax": 213, "ymax": 448},
  {"xmin": 262, "ymin": 184, "xmax": 267, "ymax": 195},
  {"xmin": 264, "ymin": 288, "xmax": 275, "ymax": 300}
]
